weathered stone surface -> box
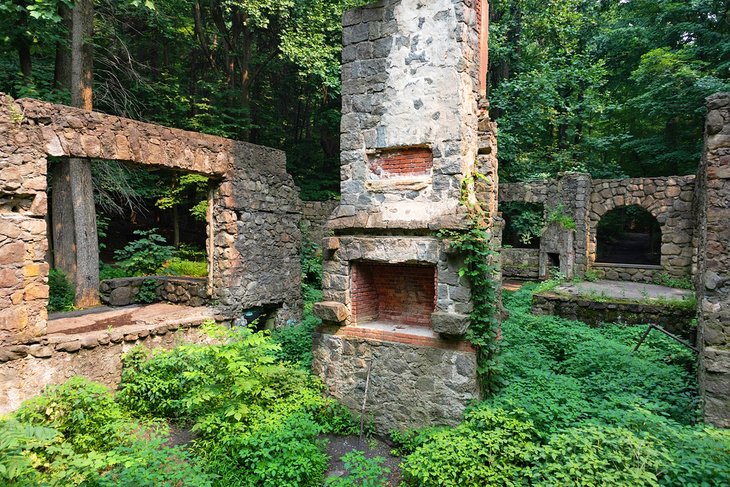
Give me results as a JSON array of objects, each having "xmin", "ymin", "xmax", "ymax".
[
  {"xmin": 431, "ymin": 312, "xmax": 471, "ymax": 336},
  {"xmin": 313, "ymin": 331, "xmax": 480, "ymax": 434},
  {"xmin": 696, "ymin": 92, "xmax": 730, "ymax": 428},
  {"xmin": 0, "ymin": 90, "xmax": 303, "ymax": 347},
  {"xmin": 313, "ymin": 302, "xmax": 349, "ymax": 324}
]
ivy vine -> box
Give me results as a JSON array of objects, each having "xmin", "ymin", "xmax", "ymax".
[{"xmin": 439, "ymin": 173, "xmax": 502, "ymax": 394}]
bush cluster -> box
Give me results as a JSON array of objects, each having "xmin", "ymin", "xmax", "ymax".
[{"xmin": 399, "ymin": 284, "xmax": 730, "ymax": 486}]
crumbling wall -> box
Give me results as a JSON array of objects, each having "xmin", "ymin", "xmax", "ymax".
[
  {"xmin": 696, "ymin": 93, "xmax": 730, "ymax": 427},
  {"xmin": 498, "ymin": 173, "xmax": 695, "ymax": 281},
  {"xmin": 333, "ymin": 0, "xmax": 483, "ymax": 232},
  {"xmin": 0, "ymin": 93, "xmax": 302, "ymax": 348},
  {"xmin": 588, "ymin": 176, "xmax": 695, "ymax": 279},
  {"xmin": 301, "ymin": 199, "xmax": 338, "ymax": 244}
]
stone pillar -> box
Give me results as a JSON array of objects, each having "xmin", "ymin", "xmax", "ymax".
[
  {"xmin": 696, "ymin": 92, "xmax": 730, "ymax": 427},
  {"xmin": 540, "ymin": 172, "xmax": 592, "ymax": 280},
  {"xmin": 0, "ymin": 95, "xmax": 49, "ymax": 346}
]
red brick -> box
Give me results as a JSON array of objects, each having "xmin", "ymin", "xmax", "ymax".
[
  {"xmin": 370, "ymin": 148, "xmax": 433, "ymax": 178},
  {"xmin": 351, "ymin": 262, "xmax": 436, "ymax": 327}
]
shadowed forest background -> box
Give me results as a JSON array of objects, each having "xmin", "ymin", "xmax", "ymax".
[{"xmin": 2, "ymin": 0, "xmax": 728, "ymax": 194}]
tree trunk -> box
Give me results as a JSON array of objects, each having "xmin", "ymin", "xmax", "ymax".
[
  {"xmin": 173, "ymin": 205, "xmax": 180, "ymax": 248},
  {"xmin": 53, "ymin": 0, "xmax": 100, "ymax": 308},
  {"xmin": 17, "ymin": 40, "xmax": 32, "ymax": 78},
  {"xmin": 51, "ymin": 163, "xmax": 77, "ymax": 279}
]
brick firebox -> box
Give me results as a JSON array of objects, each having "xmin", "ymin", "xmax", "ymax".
[{"xmin": 351, "ymin": 262, "xmax": 436, "ymax": 327}]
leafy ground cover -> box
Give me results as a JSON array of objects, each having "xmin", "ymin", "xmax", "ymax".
[
  {"xmin": 398, "ymin": 283, "xmax": 730, "ymax": 486},
  {"xmin": 8, "ymin": 281, "xmax": 730, "ymax": 486}
]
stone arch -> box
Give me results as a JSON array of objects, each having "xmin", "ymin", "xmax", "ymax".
[
  {"xmin": 587, "ymin": 177, "xmax": 695, "ymax": 279},
  {"xmin": 595, "ymin": 204, "xmax": 661, "ymax": 265}
]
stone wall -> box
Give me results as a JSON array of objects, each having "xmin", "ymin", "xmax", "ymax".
[
  {"xmin": 0, "ymin": 93, "xmax": 302, "ymax": 348},
  {"xmin": 531, "ymin": 291, "xmax": 696, "ymax": 341},
  {"xmin": 333, "ymin": 0, "xmax": 483, "ymax": 232},
  {"xmin": 501, "ymin": 248, "xmax": 540, "ymax": 279},
  {"xmin": 696, "ymin": 93, "xmax": 730, "ymax": 427},
  {"xmin": 313, "ymin": 0, "xmax": 491, "ymax": 433},
  {"xmin": 99, "ymin": 277, "xmax": 208, "ymax": 307},
  {"xmin": 301, "ymin": 199, "xmax": 338, "ymax": 244},
  {"xmin": 588, "ymin": 176, "xmax": 695, "ymax": 278},
  {"xmin": 313, "ymin": 328, "xmax": 479, "ymax": 433},
  {"xmin": 0, "ymin": 316, "xmax": 216, "ymax": 413},
  {"xmin": 498, "ymin": 173, "xmax": 695, "ymax": 281}
]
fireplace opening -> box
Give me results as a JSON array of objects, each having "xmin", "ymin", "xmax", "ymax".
[{"xmin": 351, "ymin": 262, "xmax": 436, "ymax": 327}]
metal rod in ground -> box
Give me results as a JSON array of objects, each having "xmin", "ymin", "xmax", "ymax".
[
  {"xmin": 358, "ymin": 360, "xmax": 373, "ymax": 447},
  {"xmin": 633, "ymin": 325, "xmax": 654, "ymax": 353},
  {"xmin": 634, "ymin": 324, "xmax": 699, "ymax": 353}
]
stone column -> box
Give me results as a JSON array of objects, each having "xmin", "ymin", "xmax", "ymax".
[{"xmin": 696, "ymin": 92, "xmax": 730, "ymax": 428}]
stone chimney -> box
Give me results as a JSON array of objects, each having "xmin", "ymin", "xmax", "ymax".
[{"xmin": 312, "ymin": 0, "xmax": 498, "ymax": 432}]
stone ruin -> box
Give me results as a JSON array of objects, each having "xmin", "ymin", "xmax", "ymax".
[
  {"xmin": 312, "ymin": 0, "xmax": 499, "ymax": 433},
  {"xmin": 496, "ymin": 95, "xmax": 730, "ymax": 428},
  {"xmin": 500, "ymin": 173, "xmax": 695, "ymax": 283},
  {"xmin": 696, "ymin": 93, "xmax": 730, "ymax": 428},
  {"xmin": 0, "ymin": 93, "xmax": 302, "ymax": 411}
]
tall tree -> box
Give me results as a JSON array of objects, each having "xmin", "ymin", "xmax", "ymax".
[{"xmin": 52, "ymin": 0, "xmax": 100, "ymax": 308}]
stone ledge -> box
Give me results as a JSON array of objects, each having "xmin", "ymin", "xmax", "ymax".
[
  {"xmin": 1, "ymin": 308, "xmax": 226, "ymax": 363},
  {"xmin": 318, "ymin": 325, "xmax": 476, "ymax": 352},
  {"xmin": 313, "ymin": 301, "xmax": 350, "ymax": 324},
  {"xmin": 431, "ymin": 312, "xmax": 470, "ymax": 336}
]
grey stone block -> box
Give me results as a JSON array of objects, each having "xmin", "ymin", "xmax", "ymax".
[
  {"xmin": 431, "ymin": 312, "xmax": 470, "ymax": 336},
  {"xmin": 313, "ymin": 301, "xmax": 350, "ymax": 324}
]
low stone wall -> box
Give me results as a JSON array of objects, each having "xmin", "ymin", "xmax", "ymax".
[
  {"xmin": 0, "ymin": 312, "xmax": 219, "ymax": 413},
  {"xmin": 501, "ymin": 248, "xmax": 540, "ymax": 279},
  {"xmin": 531, "ymin": 292, "xmax": 696, "ymax": 340},
  {"xmin": 312, "ymin": 327, "xmax": 480, "ymax": 434},
  {"xmin": 99, "ymin": 277, "xmax": 208, "ymax": 307},
  {"xmin": 591, "ymin": 264, "xmax": 663, "ymax": 284}
]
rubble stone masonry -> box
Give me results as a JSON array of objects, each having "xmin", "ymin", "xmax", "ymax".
[
  {"xmin": 0, "ymin": 93, "xmax": 302, "ymax": 348},
  {"xmin": 696, "ymin": 93, "xmax": 730, "ymax": 427}
]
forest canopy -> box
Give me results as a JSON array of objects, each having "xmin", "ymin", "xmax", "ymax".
[{"xmin": 1, "ymin": 0, "xmax": 729, "ymax": 191}]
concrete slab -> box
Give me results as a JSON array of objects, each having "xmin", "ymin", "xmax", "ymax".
[
  {"xmin": 553, "ymin": 280, "xmax": 693, "ymax": 302},
  {"xmin": 356, "ymin": 321, "xmax": 436, "ymax": 338},
  {"xmin": 47, "ymin": 303, "xmax": 219, "ymax": 336}
]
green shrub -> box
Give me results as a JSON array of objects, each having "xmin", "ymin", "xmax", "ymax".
[
  {"xmin": 134, "ymin": 278, "xmax": 159, "ymax": 304},
  {"xmin": 48, "ymin": 268, "xmax": 75, "ymax": 312},
  {"xmin": 162, "ymin": 257, "xmax": 208, "ymax": 277},
  {"xmin": 99, "ymin": 262, "xmax": 129, "ymax": 280},
  {"xmin": 14, "ymin": 377, "xmax": 130, "ymax": 453},
  {"xmin": 0, "ymin": 418, "xmax": 58, "ymax": 486},
  {"xmin": 271, "ymin": 313, "xmax": 320, "ymax": 368},
  {"xmin": 114, "ymin": 228, "xmax": 174, "ymax": 276},
  {"xmin": 401, "ymin": 407, "xmax": 538, "ymax": 486},
  {"xmin": 117, "ymin": 325, "xmax": 332, "ymax": 486},
  {"xmin": 398, "ymin": 283, "xmax": 728, "ymax": 487},
  {"xmin": 325, "ymin": 450, "xmax": 391, "ymax": 487},
  {"xmin": 530, "ymin": 424, "xmax": 663, "ymax": 486}
]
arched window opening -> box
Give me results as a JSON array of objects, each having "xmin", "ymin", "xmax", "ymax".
[
  {"xmin": 501, "ymin": 201, "xmax": 544, "ymax": 249},
  {"xmin": 596, "ymin": 205, "xmax": 660, "ymax": 265}
]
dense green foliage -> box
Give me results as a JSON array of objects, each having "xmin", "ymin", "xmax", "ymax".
[
  {"xmin": 490, "ymin": 0, "xmax": 730, "ymax": 181},
  {"xmin": 399, "ymin": 284, "xmax": 730, "ymax": 486},
  {"xmin": 3, "ymin": 377, "xmax": 213, "ymax": 486},
  {"xmin": 47, "ymin": 268, "xmax": 75, "ymax": 313},
  {"xmin": 117, "ymin": 324, "xmax": 357, "ymax": 486}
]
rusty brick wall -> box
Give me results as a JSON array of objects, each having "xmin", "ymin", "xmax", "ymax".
[
  {"xmin": 351, "ymin": 262, "xmax": 436, "ymax": 327},
  {"xmin": 368, "ymin": 147, "xmax": 434, "ymax": 178}
]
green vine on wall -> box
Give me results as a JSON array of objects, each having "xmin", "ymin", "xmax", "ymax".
[{"xmin": 439, "ymin": 173, "xmax": 502, "ymax": 394}]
